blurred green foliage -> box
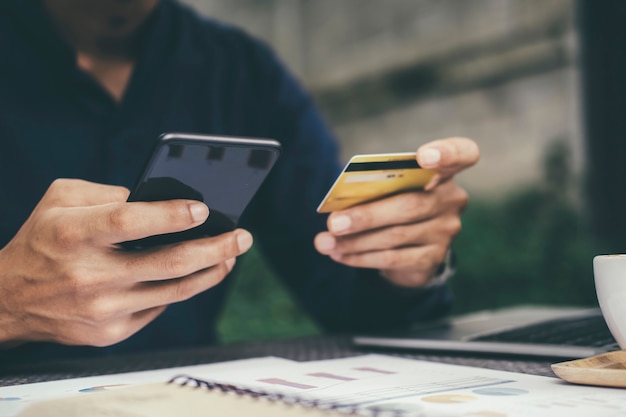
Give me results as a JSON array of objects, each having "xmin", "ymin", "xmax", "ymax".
[
  {"xmin": 216, "ymin": 248, "xmax": 320, "ymax": 343},
  {"xmin": 449, "ymin": 189, "xmax": 603, "ymax": 314},
  {"xmin": 217, "ymin": 140, "xmax": 608, "ymax": 343}
]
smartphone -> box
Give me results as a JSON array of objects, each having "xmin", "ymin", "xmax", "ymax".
[
  {"xmin": 121, "ymin": 133, "xmax": 281, "ymax": 250},
  {"xmin": 316, "ymin": 152, "xmax": 435, "ymax": 213}
]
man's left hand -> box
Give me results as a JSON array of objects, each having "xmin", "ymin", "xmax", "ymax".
[{"xmin": 314, "ymin": 137, "xmax": 479, "ymax": 287}]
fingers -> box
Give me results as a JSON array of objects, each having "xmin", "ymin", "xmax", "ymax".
[
  {"xmin": 57, "ymin": 199, "xmax": 210, "ymax": 245},
  {"xmin": 72, "ymin": 260, "xmax": 237, "ymax": 330},
  {"xmin": 322, "ymin": 181, "xmax": 467, "ymax": 236},
  {"xmin": 417, "ymin": 136, "xmax": 480, "ymax": 171},
  {"xmin": 0, "ymin": 175, "xmax": 254, "ymax": 347},
  {"xmin": 315, "ymin": 174, "xmax": 468, "ymax": 288},
  {"xmin": 120, "ymin": 229, "xmax": 251, "ymax": 282},
  {"xmin": 315, "ymin": 215, "xmax": 459, "ymax": 256},
  {"xmin": 417, "ymin": 137, "xmax": 480, "ymax": 188},
  {"xmin": 20, "ymin": 229, "xmax": 248, "ymax": 345},
  {"xmin": 37, "ymin": 236, "xmax": 246, "ymax": 345},
  {"xmin": 332, "ymin": 243, "xmax": 446, "ymax": 277},
  {"xmin": 138, "ymin": 260, "xmax": 236, "ymax": 307}
]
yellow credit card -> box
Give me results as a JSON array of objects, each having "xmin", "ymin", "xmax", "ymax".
[{"xmin": 316, "ymin": 152, "xmax": 436, "ymax": 213}]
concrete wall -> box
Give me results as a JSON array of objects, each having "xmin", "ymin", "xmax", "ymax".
[{"xmin": 181, "ymin": 0, "xmax": 581, "ymax": 198}]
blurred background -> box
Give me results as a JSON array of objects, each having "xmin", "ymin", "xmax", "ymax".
[{"xmin": 178, "ymin": 0, "xmax": 624, "ymax": 343}]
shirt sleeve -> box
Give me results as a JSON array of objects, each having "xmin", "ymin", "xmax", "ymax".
[{"xmin": 240, "ymin": 39, "xmax": 453, "ymax": 333}]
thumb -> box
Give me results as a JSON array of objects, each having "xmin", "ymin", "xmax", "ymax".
[{"xmin": 417, "ymin": 137, "xmax": 479, "ymax": 180}]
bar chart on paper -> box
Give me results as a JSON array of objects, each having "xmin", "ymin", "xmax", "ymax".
[{"xmin": 209, "ymin": 355, "xmax": 626, "ymax": 417}]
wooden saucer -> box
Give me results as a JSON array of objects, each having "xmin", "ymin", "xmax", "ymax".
[{"xmin": 551, "ymin": 350, "xmax": 626, "ymax": 388}]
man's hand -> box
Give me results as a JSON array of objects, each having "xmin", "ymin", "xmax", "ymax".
[
  {"xmin": 0, "ymin": 179, "xmax": 253, "ymax": 347},
  {"xmin": 314, "ymin": 137, "xmax": 479, "ymax": 287}
]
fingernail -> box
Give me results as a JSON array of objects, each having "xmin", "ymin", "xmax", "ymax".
[
  {"xmin": 226, "ymin": 258, "xmax": 236, "ymax": 271},
  {"xmin": 236, "ymin": 231, "xmax": 253, "ymax": 252},
  {"xmin": 419, "ymin": 148, "xmax": 441, "ymax": 167},
  {"xmin": 316, "ymin": 235, "xmax": 336, "ymax": 252},
  {"xmin": 330, "ymin": 215, "xmax": 351, "ymax": 233},
  {"xmin": 189, "ymin": 202, "xmax": 209, "ymax": 223}
]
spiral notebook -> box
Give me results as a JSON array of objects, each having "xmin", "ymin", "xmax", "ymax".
[{"xmin": 16, "ymin": 375, "xmax": 357, "ymax": 417}]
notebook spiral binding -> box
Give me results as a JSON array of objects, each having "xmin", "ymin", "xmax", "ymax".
[{"xmin": 168, "ymin": 374, "xmax": 411, "ymax": 417}]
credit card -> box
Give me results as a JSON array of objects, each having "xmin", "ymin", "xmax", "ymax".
[{"xmin": 316, "ymin": 152, "xmax": 436, "ymax": 213}]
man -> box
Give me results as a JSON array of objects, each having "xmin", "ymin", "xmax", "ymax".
[{"xmin": 0, "ymin": 0, "xmax": 479, "ymax": 362}]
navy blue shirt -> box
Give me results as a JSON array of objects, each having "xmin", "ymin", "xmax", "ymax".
[{"xmin": 0, "ymin": 0, "xmax": 451, "ymax": 363}]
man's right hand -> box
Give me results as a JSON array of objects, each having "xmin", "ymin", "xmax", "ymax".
[{"xmin": 0, "ymin": 179, "xmax": 252, "ymax": 347}]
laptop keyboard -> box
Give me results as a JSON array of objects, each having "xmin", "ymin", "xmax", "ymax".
[{"xmin": 471, "ymin": 315, "xmax": 619, "ymax": 348}]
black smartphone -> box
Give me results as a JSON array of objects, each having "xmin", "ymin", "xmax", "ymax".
[{"xmin": 120, "ymin": 133, "xmax": 281, "ymax": 250}]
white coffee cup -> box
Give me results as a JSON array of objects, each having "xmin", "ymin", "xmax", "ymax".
[{"xmin": 593, "ymin": 254, "xmax": 626, "ymax": 349}]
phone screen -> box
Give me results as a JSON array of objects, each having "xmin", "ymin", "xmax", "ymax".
[{"xmin": 122, "ymin": 133, "xmax": 281, "ymax": 249}]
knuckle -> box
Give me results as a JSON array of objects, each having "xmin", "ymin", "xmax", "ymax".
[
  {"xmin": 47, "ymin": 179, "xmax": 63, "ymax": 194},
  {"xmin": 106, "ymin": 206, "xmax": 134, "ymax": 233},
  {"xmin": 447, "ymin": 216, "xmax": 462, "ymax": 237},
  {"xmin": 350, "ymin": 208, "xmax": 374, "ymax": 230},
  {"xmin": 52, "ymin": 222, "xmax": 84, "ymax": 248},
  {"xmin": 415, "ymin": 245, "xmax": 447, "ymax": 272},
  {"xmin": 109, "ymin": 185, "xmax": 130, "ymax": 202},
  {"xmin": 407, "ymin": 192, "xmax": 423, "ymax": 208},
  {"xmin": 454, "ymin": 187, "xmax": 469, "ymax": 210},
  {"xmin": 81, "ymin": 299, "xmax": 116, "ymax": 325},
  {"xmin": 397, "ymin": 193, "xmax": 424, "ymax": 218},
  {"xmin": 398, "ymin": 251, "xmax": 429, "ymax": 271},
  {"xmin": 45, "ymin": 179, "xmax": 84, "ymax": 203},
  {"xmin": 433, "ymin": 246, "xmax": 449, "ymax": 266},
  {"xmin": 425, "ymin": 196, "xmax": 439, "ymax": 217},
  {"xmin": 413, "ymin": 256, "xmax": 432, "ymax": 273},
  {"xmin": 161, "ymin": 248, "xmax": 191, "ymax": 277},
  {"xmin": 380, "ymin": 250, "xmax": 399, "ymax": 268},
  {"xmin": 63, "ymin": 269, "xmax": 86, "ymax": 293},
  {"xmin": 385, "ymin": 225, "xmax": 409, "ymax": 247},
  {"xmin": 68, "ymin": 267, "xmax": 106, "ymax": 292},
  {"xmin": 94, "ymin": 324, "xmax": 127, "ymax": 347},
  {"xmin": 47, "ymin": 178, "xmax": 75, "ymax": 194}
]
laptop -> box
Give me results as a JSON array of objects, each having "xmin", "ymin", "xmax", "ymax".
[{"xmin": 353, "ymin": 305, "xmax": 620, "ymax": 359}]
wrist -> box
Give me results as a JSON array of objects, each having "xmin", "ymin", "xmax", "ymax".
[
  {"xmin": 423, "ymin": 249, "xmax": 455, "ymax": 288},
  {"xmin": 377, "ymin": 249, "xmax": 455, "ymax": 290}
]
